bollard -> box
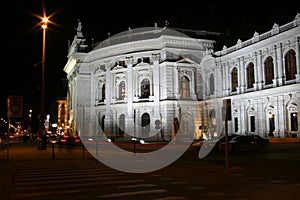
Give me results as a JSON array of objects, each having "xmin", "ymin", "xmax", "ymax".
[
  {"xmin": 6, "ymin": 141, "xmax": 9, "ymax": 158},
  {"xmin": 82, "ymin": 145, "xmax": 85, "ymax": 157},
  {"xmin": 95, "ymin": 142, "xmax": 99, "ymax": 158},
  {"xmin": 51, "ymin": 141, "xmax": 56, "ymax": 160}
]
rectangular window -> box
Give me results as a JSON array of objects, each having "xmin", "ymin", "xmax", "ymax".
[
  {"xmin": 234, "ymin": 117, "xmax": 238, "ymax": 132},
  {"xmin": 250, "ymin": 116, "xmax": 255, "ymax": 132},
  {"xmin": 291, "ymin": 113, "xmax": 298, "ymax": 131}
]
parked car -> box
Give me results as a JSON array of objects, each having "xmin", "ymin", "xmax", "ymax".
[
  {"xmin": 194, "ymin": 134, "xmax": 238, "ymax": 152},
  {"xmin": 59, "ymin": 135, "xmax": 81, "ymax": 145},
  {"xmin": 201, "ymin": 134, "xmax": 238, "ymax": 151},
  {"xmin": 218, "ymin": 134, "xmax": 270, "ymax": 152}
]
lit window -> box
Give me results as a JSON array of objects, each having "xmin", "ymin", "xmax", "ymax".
[
  {"xmin": 246, "ymin": 62, "xmax": 255, "ymax": 89},
  {"xmin": 231, "ymin": 67, "xmax": 238, "ymax": 92},
  {"xmin": 264, "ymin": 56, "xmax": 274, "ymax": 85},
  {"xmin": 119, "ymin": 81, "xmax": 125, "ymax": 100},
  {"xmin": 180, "ymin": 76, "xmax": 190, "ymax": 97},
  {"xmin": 285, "ymin": 49, "xmax": 296, "ymax": 81},
  {"xmin": 141, "ymin": 79, "xmax": 150, "ymax": 98}
]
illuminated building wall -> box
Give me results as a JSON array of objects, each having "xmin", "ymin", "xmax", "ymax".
[
  {"xmin": 64, "ymin": 14, "xmax": 300, "ymax": 140},
  {"xmin": 56, "ymin": 97, "xmax": 68, "ymax": 134}
]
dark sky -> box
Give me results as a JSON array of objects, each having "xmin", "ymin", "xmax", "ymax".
[{"xmin": 1, "ymin": 0, "xmax": 299, "ymax": 118}]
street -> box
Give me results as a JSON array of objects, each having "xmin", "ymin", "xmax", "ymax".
[{"xmin": 1, "ymin": 141, "xmax": 300, "ymax": 200}]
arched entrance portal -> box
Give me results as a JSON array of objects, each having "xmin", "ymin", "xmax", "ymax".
[{"xmin": 141, "ymin": 113, "xmax": 150, "ymax": 138}]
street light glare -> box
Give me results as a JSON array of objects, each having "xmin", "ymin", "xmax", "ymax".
[
  {"xmin": 42, "ymin": 17, "xmax": 48, "ymax": 23},
  {"xmin": 41, "ymin": 17, "xmax": 49, "ymax": 29}
]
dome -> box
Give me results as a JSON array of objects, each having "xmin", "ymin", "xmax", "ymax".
[{"xmin": 94, "ymin": 27, "xmax": 189, "ymax": 50}]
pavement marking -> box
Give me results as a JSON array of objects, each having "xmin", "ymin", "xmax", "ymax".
[
  {"xmin": 270, "ymin": 179, "xmax": 288, "ymax": 183},
  {"xmin": 97, "ymin": 189, "xmax": 168, "ymax": 198},
  {"xmin": 170, "ymin": 181, "xmax": 188, "ymax": 185},
  {"xmin": 232, "ymin": 173, "xmax": 245, "ymax": 176},
  {"xmin": 14, "ymin": 175, "xmax": 129, "ymax": 186},
  {"xmin": 160, "ymin": 177, "xmax": 177, "ymax": 181},
  {"xmin": 10, "ymin": 189, "xmax": 88, "ymax": 199},
  {"xmin": 99, "ymin": 179, "xmax": 145, "ymax": 185},
  {"xmin": 153, "ymin": 196, "xmax": 188, "ymax": 200},
  {"xmin": 291, "ymin": 183, "xmax": 300, "ymax": 187},
  {"xmin": 117, "ymin": 183, "xmax": 156, "ymax": 189},
  {"xmin": 13, "ymin": 181, "xmax": 98, "ymax": 192},
  {"xmin": 250, "ymin": 176, "xmax": 264, "ymax": 180},
  {"xmin": 204, "ymin": 192, "xmax": 228, "ymax": 197},
  {"xmin": 186, "ymin": 185, "xmax": 205, "ymax": 190}
]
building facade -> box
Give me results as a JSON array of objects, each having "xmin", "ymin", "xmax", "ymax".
[{"xmin": 64, "ymin": 15, "xmax": 300, "ymax": 142}]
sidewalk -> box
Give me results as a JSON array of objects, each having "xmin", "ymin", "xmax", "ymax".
[
  {"xmin": 269, "ymin": 137, "xmax": 300, "ymax": 143},
  {"xmin": 0, "ymin": 142, "xmax": 92, "ymax": 200},
  {"xmin": 1, "ymin": 140, "xmax": 300, "ymax": 200}
]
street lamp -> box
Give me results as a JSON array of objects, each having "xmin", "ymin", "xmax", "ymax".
[{"xmin": 40, "ymin": 17, "xmax": 48, "ymax": 125}]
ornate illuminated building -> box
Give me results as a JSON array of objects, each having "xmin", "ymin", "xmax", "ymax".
[
  {"xmin": 56, "ymin": 97, "xmax": 68, "ymax": 133},
  {"xmin": 64, "ymin": 15, "xmax": 300, "ymax": 141}
]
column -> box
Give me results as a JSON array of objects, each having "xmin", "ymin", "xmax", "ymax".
[
  {"xmin": 105, "ymin": 65, "xmax": 112, "ymax": 135},
  {"xmin": 237, "ymin": 59, "xmax": 241, "ymax": 94},
  {"xmin": 241, "ymin": 57, "xmax": 246, "ymax": 93},
  {"xmin": 223, "ymin": 63, "xmax": 229, "ymax": 96},
  {"xmin": 277, "ymin": 43, "xmax": 284, "ymax": 86},
  {"xmin": 254, "ymin": 52, "xmax": 259, "ymax": 91},
  {"xmin": 273, "ymin": 44, "xmax": 278, "ymax": 87},
  {"xmin": 295, "ymin": 36, "xmax": 300, "ymax": 82},
  {"xmin": 239, "ymin": 57, "xmax": 245, "ymax": 93},
  {"xmin": 277, "ymin": 95, "xmax": 285, "ymax": 138},
  {"xmin": 152, "ymin": 53, "xmax": 160, "ymax": 119},
  {"xmin": 296, "ymin": 93, "xmax": 300, "ymax": 137},
  {"xmin": 174, "ymin": 65, "xmax": 179, "ymax": 99},
  {"xmin": 257, "ymin": 98, "xmax": 266, "ymax": 137},
  {"xmin": 254, "ymin": 99, "xmax": 259, "ymax": 135},
  {"xmin": 126, "ymin": 56, "xmax": 134, "ymax": 134},
  {"xmin": 191, "ymin": 68, "xmax": 197, "ymax": 99},
  {"xmin": 240, "ymin": 101, "xmax": 246, "ymax": 134},
  {"xmin": 257, "ymin": 50, "xmax": 264, "ymax": 89}
]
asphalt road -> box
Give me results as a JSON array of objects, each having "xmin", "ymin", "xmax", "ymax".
[{"xmin": 1, "ymin": 141, "xmax": 300, "ymax": 200}]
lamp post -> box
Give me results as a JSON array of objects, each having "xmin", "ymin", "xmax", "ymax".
[{"xmin": 40, "ymin": 17, "xmax": 48, "ymax": 125}]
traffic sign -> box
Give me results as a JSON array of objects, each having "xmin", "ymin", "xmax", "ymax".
[{"xmin": 7, "ymin": 95, "xmax": 23, "ymax": 118}]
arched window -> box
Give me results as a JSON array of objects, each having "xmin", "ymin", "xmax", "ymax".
[
  {"xmin": 141, "ymin": 113, "xmax": 150, "ymax": 137},
  {"xmin": 196, "ymin": 72, "xmax": 204, "ymax": 100},
  {"xmin": 100, "ymin": 115, "xmax": 105, "ymax": 131},
  {"xmin": 118, "ymin": 114, "xmax": 125, "ymax": 137},
  {"xmin": 231, "ymin": 67, "xmax": 238, "ymax": 92},
  {"xmin": 285, "ymin": 49, "xmax": 297, "ymax": 81},
  {"xmin": 102, "ymin": 84, "xmax": 105, "ymax": 101},
  {"xmin": 97, "ymin": 81, "xmax": 102, "ymax": 101},
  {"xmin": 246, "ymin": 62, "xmax": 255, "ymax": 89},
  {"xmin": 268, "ymin": 113, "xmax": 275, "ymax": 136},
  {"xmin": 141, "ymin": 78, "xmax": 150, "ymax": 98},
  {"xmin": 180, "ymin": 76, "xmax": 190, "ymax": 97},
  {"xmin": 119, "ymin": 81, "xmax": 125, "ymax": 100},
  {"xmin": 291, "ymin": 113, "xmax": 298, "ymax": 131},
  {"xmin": 209, "ymin": 74, "xmax": 214, "ymax": 95},
  {"xmin": 264, "ymin": 56, "xmax": 274, "ymax": 85}
]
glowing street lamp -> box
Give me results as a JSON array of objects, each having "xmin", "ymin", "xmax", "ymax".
[{"xmin": 40, "ymin": 17, "xmax": 48, "ymax": 122}]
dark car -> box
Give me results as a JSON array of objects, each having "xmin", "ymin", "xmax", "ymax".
[
  {"xmin": 218, "ymin": 134, "xmax": 270, "ymax": 152},
  {"xmin": 59, "ymin": 135, "xmax": 81, "ymax": 145},
  {"xmin": 196, "ymin": 134, "xmax": 238, "ymax": 152}
]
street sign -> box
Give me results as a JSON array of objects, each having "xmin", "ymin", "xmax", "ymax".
[{"xmin": 7, "ymin": 95, "xmax": 23, "ymax": 118}]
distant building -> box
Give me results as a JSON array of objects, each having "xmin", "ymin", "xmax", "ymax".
[
  {"xmin": 64, "ymin": 14, "xmax": 300, "ymax": 141},
  {"xmin": 56, "ymin": 97, "xmax": 68, "ymax": 134}
]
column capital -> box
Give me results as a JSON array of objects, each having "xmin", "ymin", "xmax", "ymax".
[
  {"xmin": 125, "ymin": 56, "xmax": 134, "ymax": 65},
  {"xmin": 151, "ymin": 53, "xmax": 160, "ymax": 62}
]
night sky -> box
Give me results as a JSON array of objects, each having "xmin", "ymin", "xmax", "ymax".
[{"xmin": 1, "ymin": 0, "xmax": 299, "ymax": 119}]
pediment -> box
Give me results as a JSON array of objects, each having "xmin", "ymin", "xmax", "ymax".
[
  {"xmin": 176, "ymin": 58, "xmax": 197, "ymax": 64},
  {"xmin": 136, "ymin": 62, "xmax": 150, "ymax": 67},
  {"xmin": 111, "ymin": 65, "xmax": 125, "ymax": 70}
]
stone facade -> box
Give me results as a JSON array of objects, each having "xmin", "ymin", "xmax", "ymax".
[{"xmin": 64, "ymin": 14, "xmax": 300, "ymax": 142}]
